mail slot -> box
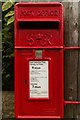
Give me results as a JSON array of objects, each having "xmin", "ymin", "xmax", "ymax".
[{"xmin": 14, "ymin": 2, "xmax": 64, "ymax": 119}]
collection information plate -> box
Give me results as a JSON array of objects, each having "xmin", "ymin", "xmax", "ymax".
[{"xmin": 29, "ymin": 61, "xmax": 49, "ymax": 98}]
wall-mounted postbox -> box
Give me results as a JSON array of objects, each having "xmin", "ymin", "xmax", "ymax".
[{"xmin": 14, "ymin": 2, "xmax": 64, "ymax": 119}]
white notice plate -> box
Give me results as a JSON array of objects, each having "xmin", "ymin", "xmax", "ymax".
[{"xmin": 29, "ymin": 61, "xmax": 49, "ymax": 98}]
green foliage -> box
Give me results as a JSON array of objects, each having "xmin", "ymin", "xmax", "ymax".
[
  {"xmin": 5, "ymin": 11, "xmax": 14, "ymax": 17},
  {"xmin": 7, "ymin": 16, "xmax": 14, "ymax": 25},
  {"xmin": 2, "ymin": 2, "xmax": 14, "ymax": 25},
  {"xmin": 2, "ymin": 2, "xmax": 13, "ymax": 11},
  {"xmin": 2, "ymin": 2, "xmax": 14, "ymax": 90}
]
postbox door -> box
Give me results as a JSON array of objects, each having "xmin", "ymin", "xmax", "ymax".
[{"xmin": 15, "ymin": 49, "xmax": 64, "ymax": 118}]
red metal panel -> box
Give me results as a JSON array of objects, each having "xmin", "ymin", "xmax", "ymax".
[
  {"xmin": 14, "ymin": 2, "xmax": 64, "ymax": 119},
  {"xmin": 15, "ymin": 50, "xmax": 64, "ymax": 118},
  {"xmin": 14, "ymin": 2, "xmax": 63, "ymax": 48},
  {"xmin": 15, "ymin": 2, "xmax": 62, "ymax": 21}
]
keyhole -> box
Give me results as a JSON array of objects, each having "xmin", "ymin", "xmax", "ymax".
[{"xmin": 25, "ymin": 80, "xmax": 27, "ymax": 84}]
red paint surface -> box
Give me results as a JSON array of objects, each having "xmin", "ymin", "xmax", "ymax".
[
  {"xmin": 14, "ymin": 2, "xmax": 64, "ymax": 119},
  {"xmin": 64, "ymin": 101, "xmax": 80, "ymax": 105}
]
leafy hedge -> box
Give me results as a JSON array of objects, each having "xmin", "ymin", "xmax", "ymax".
[{"xmin": 2, "ymin": 2, "xmax": 14, "ymax": 90}]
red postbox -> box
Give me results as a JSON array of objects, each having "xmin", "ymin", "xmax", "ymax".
[{"xmin": 14, "ymin": 2, "xmax": 64, "ymax": 118}]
